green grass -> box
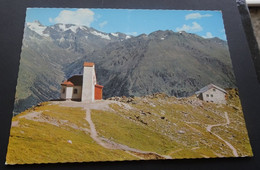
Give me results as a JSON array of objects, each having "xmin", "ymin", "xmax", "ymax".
[
  {"xmin": 15, "ymin": 102, "xmax": 90, "ymax": 129},
  {"xmin": 91, "ymin": 92, "xmax": 252, "ymax": 158},
  {"xmin": 6, "ymin": 90, "xmax": 253, "ymax": 164},
  {"xmin": 6, "ymin": 103, "xmax": 137, "ymax": 164},
  {"xmin": 39, "ymin": 102, "xmax": 90, "ymax": 129},
  {"xmin": 91, "ymin": 101, "xmax": 229, "ymax": 158},
  {"xmin": 91, "ymin": 109, "xmax": 180, "ymax": 155}
]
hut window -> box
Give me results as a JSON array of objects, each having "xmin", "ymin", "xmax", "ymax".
[
  {"xmin": 206, "ymin": 94, "xmax": 209, "ymax": 97},
  {"xmin": 213, "ymin": 89, "xmax": 216, "ymax": 92},
  {"xmin": 211, "ymin": 94, "xmax": 213, "ymax": 97},
  {"xmin": 73, "ymin": 89, "xmax": 78, "ymax": 94}
]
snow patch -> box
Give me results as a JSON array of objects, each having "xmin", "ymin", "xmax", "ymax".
[
  {"xmin": 28, "ymin": 35, "xmax": 36, "ymax": 40},
  {"xmin": 69, "ymin": 25, "xmax": 80, "ymax": 33},
  {"xmin": 111, "ymin": 33, "xmax": 119, "ymax": 37},
  {"xmin": 58, "ymin": 24, "xmax": 80, "ymax": 33},
  {"xmin": 91, "ymin": 31, "xmax": 111, "ymax": 40},
  {"xmin": 161, "ymin": 38, "xmax": 165, "ymax": 40},
  {"xmin": 126, "ymin": 35, "xmax": 131, "ymax": 39},
  {"xmin": 85, "ymin": 36, "xmax": 88, "ymax": 39},
  {"xmin": 58, "ymin": 24, "xmax": 68, "ymax": 32},
  {"xmin": 27, "ymin": 22, "xmax": 49, "ymax": 37},
  {"xmin": 79, "ymin": 26, "xmax": 88, "ymax": 31}
]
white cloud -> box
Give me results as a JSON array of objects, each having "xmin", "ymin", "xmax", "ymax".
[
  {"xmin": 185, "ymin": 13, "xmax": 212, "ymax": 20},
  {"xmin": 126, "ymin": 32, "xmax": 138, "ymax": 36},
  {"xmin": 99, "ymin": 21, "xmax": 108, "ymax": 28},
  {"xmin": 203, "ymin": 32, "xmax": 214, "ymax": 38},
  {"xmin": 176, "ymin": 22, "xmax": 203, "ymax": 32},
  {"xmin": 49, "ymin": 9, "xmax": 94, "ymax": 26}
]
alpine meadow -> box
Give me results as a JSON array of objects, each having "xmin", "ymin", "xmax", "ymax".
[{"xmin": 6, "ymin": 8, "xmax": 253, "ymax": 164}]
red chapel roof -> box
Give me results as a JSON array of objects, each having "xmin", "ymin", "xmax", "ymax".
[
  {"xmin": 61, "ymin": 80, "xmax": 74, "ymax": 87},
  {"xmin": 84, "ymin": 62, "xmax": 95, "ymax": 67}
]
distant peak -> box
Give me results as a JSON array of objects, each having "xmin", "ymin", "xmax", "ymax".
[
  {"xmin": 137, "ymin": 33, "xmax": 147, "ymax": 38},
  {"xmin": 178, "ymin": 31, "xmax": 188, "ymax": 34},
  {"xmin": 209, "ymin": 37, "xmax": 221, "ymax": 41},
  {"xmin": 33, "ymin": 20, "xmax": 42, "ymax": 25},
  {"xmin": 26, "ymin": 20, "xmax": 49, "ymax": 37},
  {"xmin": 208, "ymin": 37, "xmax": 227, "ymax": 43}
]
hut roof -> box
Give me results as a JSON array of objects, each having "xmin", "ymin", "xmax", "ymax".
[{"xmin": 195, "ymin": 84, "xmax": 226, "ymax": 94}]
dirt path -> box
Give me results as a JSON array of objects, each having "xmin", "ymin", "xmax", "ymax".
[
  {"xmin": 18, "ymin": 110, "xmax": 91, "ymax": 133},
  {"xmin": 59, "ymin": 100, "xmax": 172, "ymax": 159},
  {"xmin": 206, "ymin": 112, "xmax": 238, "ymax": 157},
  {"xmin": 84, "ymin": 103, "xmax": 172, "ymax": 159}
]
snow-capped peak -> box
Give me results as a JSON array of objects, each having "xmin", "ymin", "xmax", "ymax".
[
  {"xmin": 125, "ymin": 35, "xmax": 131, "ymax": 39},
  {"xmin": 91, "ymin": 31, "xmax": 111, "ymax": 40},
  {"xmin": 56, "ymin": 24, "xmax": 85, "ymax": 33},
  {"xmin": 111, "ymin": 33, "xmax": 119, "ymax": 37},
  {"xmin": 27, "ymin": 21, "xmax": 49, "ymax": 37}
]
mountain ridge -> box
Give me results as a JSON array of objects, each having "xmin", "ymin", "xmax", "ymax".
[{"xmin": 14, "ymin": 21, "xmax": 235, "ymax": 114}]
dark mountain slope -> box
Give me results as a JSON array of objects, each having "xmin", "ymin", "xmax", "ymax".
[
  {"xmin": 66, "ymin": 30, "xmax": 235, "ymax": 98},
  {"xmin": 14, "ymin": 22, "xmax": 235, "ymax": 113},
  {"xmin": 14, "ymin": 21, "xmax": 130, "ymax": 114}
]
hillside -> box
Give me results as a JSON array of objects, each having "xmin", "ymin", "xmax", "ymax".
[
  {"xmin": 64, "ymin": 30, "xmax": 236, "ymax": 98},
  {"xmin": 6, "ymin": 89, "xmax": 252, "ymax": 164},
  {"xmin": 14, "ymin": 21, "xmax": 235, "ymax": 114}
]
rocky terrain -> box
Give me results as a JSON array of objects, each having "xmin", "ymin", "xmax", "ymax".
[
  {"xmin": 14, "ymin": 20, "xmax": 236, "ymax": 114},
  {"xmin": 6, "ymin": 89, "xmax": 252, "ymax": 164}
]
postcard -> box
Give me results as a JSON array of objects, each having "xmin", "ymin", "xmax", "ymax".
[{"xmin": 5, "ymin": 8, "xmax": 253, "ymax": 164}]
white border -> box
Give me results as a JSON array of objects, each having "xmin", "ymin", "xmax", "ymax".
[{"xmin": 246, "ymin": 0, "xmax": 260, "ymax": 6}]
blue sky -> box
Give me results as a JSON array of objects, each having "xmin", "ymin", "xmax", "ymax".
[{"xmin": 26, "ymin": 8, "xmax": 227, "ymax": 40}]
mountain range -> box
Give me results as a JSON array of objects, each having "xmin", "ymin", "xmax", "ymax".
[{"xmin": 14, "ymin": 20, "xmax": 236, "ymax": 114}]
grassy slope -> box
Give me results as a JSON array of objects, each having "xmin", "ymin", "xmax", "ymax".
[
  {"xmin": 209, "ymin": 89, "xmax": 252, "ymax": 156},
  {"xmin": 6, "ymin": 89, "xmax": 253, "ymax": 164},
  {"xmin": 92, "ymin": 90, "xmax": 252, "ymax": 158},
  {"xmin": 92, "ymin": 104, "xmax": 221, "ymax": 158},
  {"xmin": 6, "ymin": 103, "xmax": 137, "ymax": 164}
]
